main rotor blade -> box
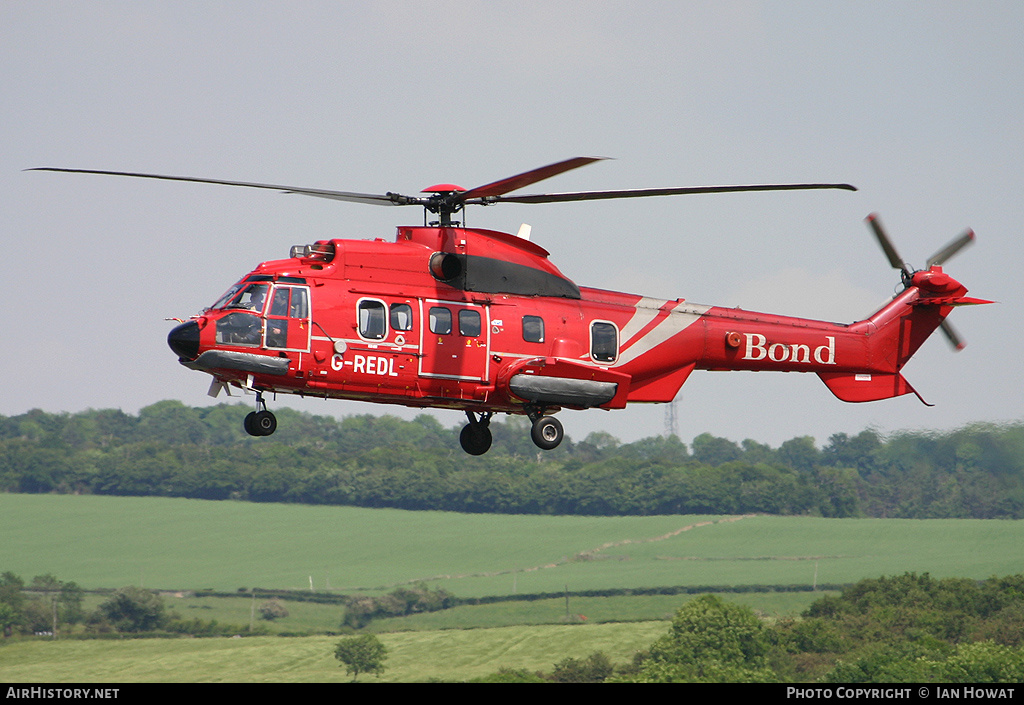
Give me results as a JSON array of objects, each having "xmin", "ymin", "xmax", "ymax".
[
  {"xmin": 940, "ymin": 320, "xmax": 966, "ymax": 351},
  {"xmin": 457, "ymin": 157, "xmax": 608, "ymax": 200},
  {"xmin": 927, "ymin": 229, "xmax": 975, "ymax": 267},
  {"xmin": 473, "ymin": 182, "xmax": 857, "ymax": 205},
  {"xmin": 866, "ymin": 213, "xmax": 911, "ymax": 276},
  {"xmin": 27, "ymin": 167, "xmax": 409, "ymax": 206},
  {"xmin": 31, "ymin": 165, "xmax": 857, "ymax": 212}
]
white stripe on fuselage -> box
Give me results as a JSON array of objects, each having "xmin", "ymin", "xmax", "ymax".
[
  {"xmin": 615, "ymin": 301, "xmax": 710, "ymax": 367},
  {"xmin": 617, "ymin": 297, "xmax": 670, "ymax": 345}
]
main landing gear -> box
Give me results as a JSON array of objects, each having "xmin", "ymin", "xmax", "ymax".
[
  {"xmin": 458, "ymin": 407, "xmax": 565, "ymax": 455},
  {"xmin": 529, "ymin": 414, "xmax": 564, "ymax": 451},
  {"xmin": 244, "ymin": 392, "xmax": 277, "ymax": 437}
]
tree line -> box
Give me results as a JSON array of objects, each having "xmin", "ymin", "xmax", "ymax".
[
  {"xmin": 1, "ymin": 401, "xmax": 1022, "ymax": 518},
  {"xmin": 0, "ymin": 572, "xmax": 259, "ymax": 638},
  {"xmin": 476, "ymin": 573, "xmax": 1024, "ymax": 683}
]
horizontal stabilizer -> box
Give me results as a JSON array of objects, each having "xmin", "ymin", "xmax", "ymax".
[
  {"xmin": 818, "ymin": 372, "xmax": 916, "ymax": 403},
  {"xmin": 912, "ymin": 295, "xmax": 994, "ymax": 307}
]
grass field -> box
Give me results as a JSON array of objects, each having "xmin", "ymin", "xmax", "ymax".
[
  {"xmin": 3, "ymin": 492, "xmax": 1023, "ymax": 682},
  {"xmin": 2, "ymin": 493, "xmax": 1021, "ymax": 598},
  {"xmin": 0, "ymin": 622, "xmax": 670, "ymax": 682}
]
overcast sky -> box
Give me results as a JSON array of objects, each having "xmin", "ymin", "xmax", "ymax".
[{"xmin": 3, "ymin": 2, "xmax": 1021, "ymax": 448}]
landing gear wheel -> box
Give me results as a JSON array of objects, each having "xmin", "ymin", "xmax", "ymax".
[
  {"xmin": 531, "ymin": 416, "xmax": 563, "ymax": 450},
  {"xmin": 460, "ymin": 410, "xmax": 493, "ymax": 455},
  {"xmin": 243, "ymin": 411, "xmax": 259, "ymax": 437},
  {"xmin": 252, "ymin": 410, "xmax": 277, "ymax": 436},
  {"xmin": 245, "ymin": 391, "xmax": 277, "ymax": 437},
  {"xmin": 460, "ymin": 423, "xmax": 492, "ymax": 456}
]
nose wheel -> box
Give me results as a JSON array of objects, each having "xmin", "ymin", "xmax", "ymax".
[{"xmin": 244, "ymin": 392, "xmax": 277, "ymax": 437}]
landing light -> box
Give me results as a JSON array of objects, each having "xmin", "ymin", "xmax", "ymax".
[{"xmin": 289, "ymin": 242, "xmax": 337, "ymax": 262}]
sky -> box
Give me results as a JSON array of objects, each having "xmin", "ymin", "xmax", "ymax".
[{"xmin": 2, "ymin": 1, "xmax": 1021, "ymax": 449}]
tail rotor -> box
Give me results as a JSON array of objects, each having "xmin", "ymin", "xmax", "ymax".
[{"xmin": 865, "ymin": 214, "xmax": 977, "ymax": 352}]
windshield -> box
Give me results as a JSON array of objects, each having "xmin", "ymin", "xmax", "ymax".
[
  {"xmin": 210, "ymin": 274, "xmax": 276, "ymax": 311},
  {"xmin": 221, "ymin": 283, "xmax": 269, "ymax": 313},
  {"xmin": 211, "ymin": 280, "xmax": 246, "ymax": 310}
]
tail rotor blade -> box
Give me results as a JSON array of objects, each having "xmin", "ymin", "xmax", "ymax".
[
  {"xmin": 927, "ymin": 229, "xmax": 975, "ymax": 267},
  {"xmin": 866, "ymin": 213, "xmax": 911, "ymax": 277},
  {"xmin": 941, "ymin": 320, "xmax": 966, "ymax": 351}
]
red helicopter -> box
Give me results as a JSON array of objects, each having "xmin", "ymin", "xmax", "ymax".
[{"xmin": 33, "ymin": 158, "xmax": 989, "ymax": 454}]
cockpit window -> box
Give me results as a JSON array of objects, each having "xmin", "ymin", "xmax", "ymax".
[
  {"xmin": 212, "ymin": 278, "xmax": 298, "ymax": 313},
  {"xmin": 226, "ymin": 283, "xmax": 269, "ymax": 313},
  {"xmin": 211, "ymin": 281, "xmax": 245, "ymax": 310},
  {"xmin": 289, "ymin": 288, "xmax": 309, "ymax": 319},
  {"xmin": 215, "ymin": 311, "xmax": 261, "ymax": 346},
  {"xmin": 269, "ymin": 288, "xmax": 290, "ymax": 317}
]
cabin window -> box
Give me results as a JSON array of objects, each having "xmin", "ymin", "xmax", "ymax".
[
  {"xmin": 429, "ymin": 307, "xmax": 452, "ymax": 335},
  {"xmin": 358, "ymin": 300, "xmax": 387, "ymax": 340},
  {"xmin": 590, "ymin": 321, "xmax": 618, "ymax": 363},
  {"xmin": 390, "ymin": 303, "xmax": 413, "ymax": 331},
  {"xmin": 522, "ymin": 315, "xmax": 544, "ymax": 343},
  {"xmin": 459, "ymin": 310, "xmax": 482, "ymax": 337}
]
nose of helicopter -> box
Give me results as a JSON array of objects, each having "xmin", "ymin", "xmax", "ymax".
[{"xmin": 167, "ymin": 320, "xmax": 200, "ymax": 360}]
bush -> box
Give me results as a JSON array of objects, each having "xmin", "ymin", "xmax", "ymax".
[{"xmin": 93, "ymin": 586, "xmax": 166, "ymax": 633}]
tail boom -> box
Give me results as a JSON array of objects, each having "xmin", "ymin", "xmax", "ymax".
[{"xmin": 692, "ymin": 267, "xmax": 987, "ymax": 403}]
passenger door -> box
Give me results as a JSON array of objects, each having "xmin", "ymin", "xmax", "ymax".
[
  {"xmin": 419, "ymin": 300, "xmax": 489, "ymax": 381},
  {"xmin": 346, "ymin": 297, "xmax": 421, "ymax": 388}
]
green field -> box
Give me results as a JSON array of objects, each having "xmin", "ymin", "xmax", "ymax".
[
  {"xmin": 0, "ymin": 622, "xmax": 670, "ymax": 683},
  {"xmin": 2, "ymin": 493, "xmax": 1021, "ymax": 597},
  {"xmin": 3, "ymin": 493, "xmax": 1024, "ymax": 682}
]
